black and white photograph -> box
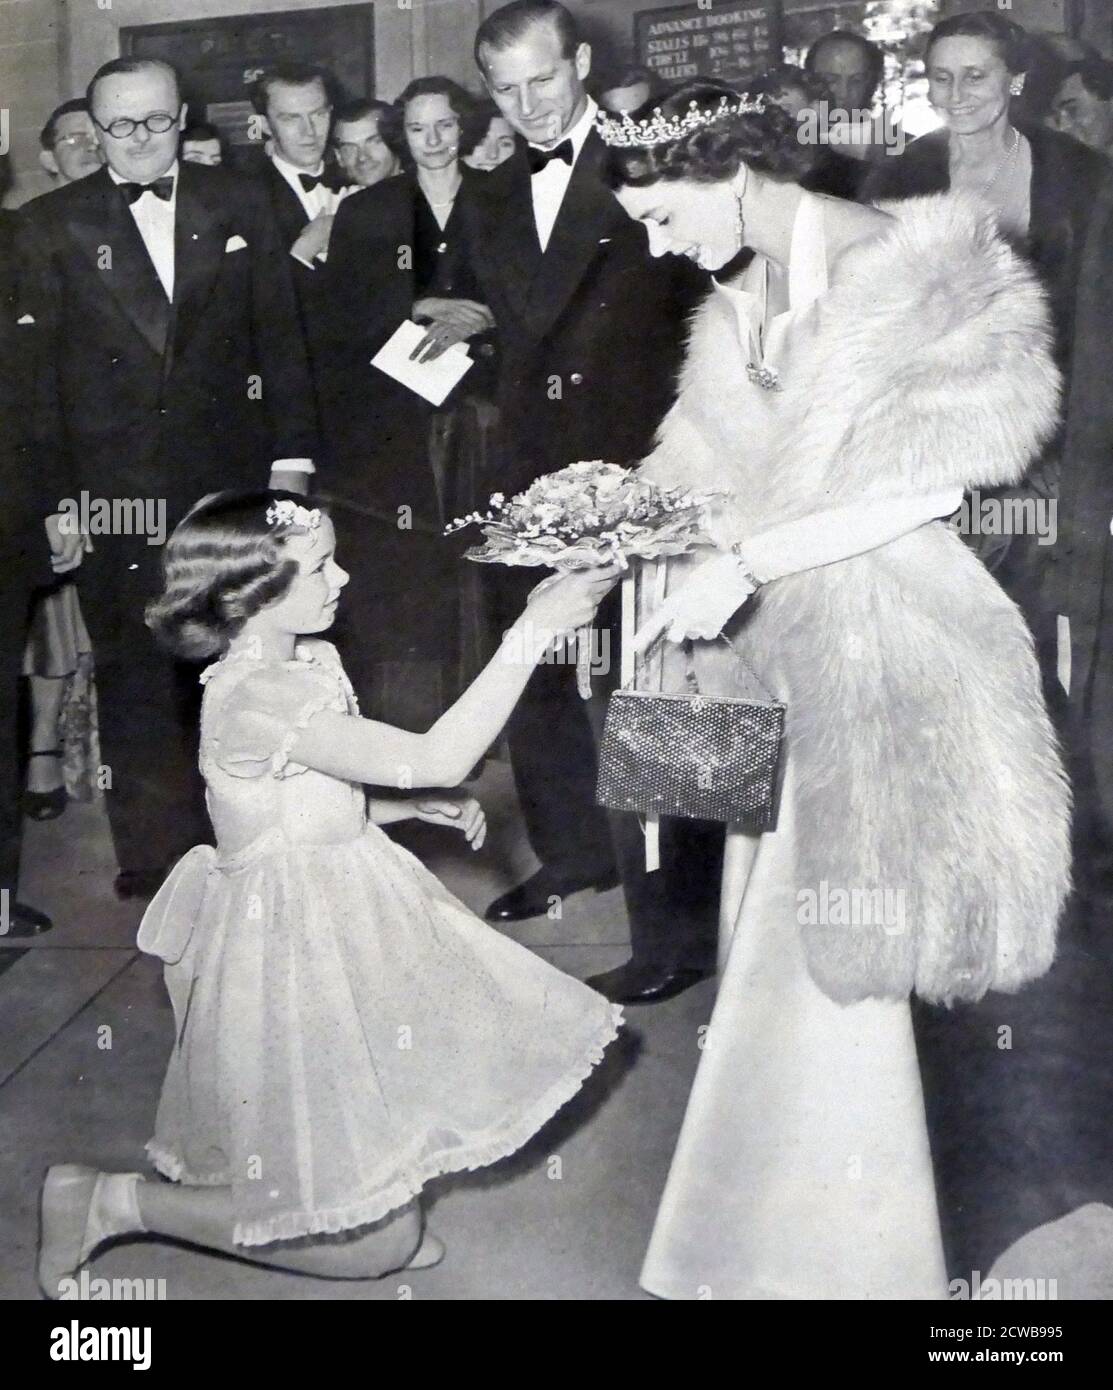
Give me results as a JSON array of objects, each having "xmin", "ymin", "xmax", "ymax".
[{"xmin": 1, "ymin": 0, "xmax": 1112, "ymax": 1343}]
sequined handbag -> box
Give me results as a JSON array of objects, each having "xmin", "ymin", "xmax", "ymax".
[{"xmin": 595, "ymin": 639, "xmax": 785, "ymax": 828}]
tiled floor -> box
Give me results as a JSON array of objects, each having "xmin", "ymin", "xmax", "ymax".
[{"xmin": 3, "ymin": 767, "xmax": 1111, "ymax": 1300}]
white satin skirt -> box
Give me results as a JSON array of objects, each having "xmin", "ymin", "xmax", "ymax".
[{"xmin": 640, "ymin": 761, "xmax": 949, "ymax": 1300}]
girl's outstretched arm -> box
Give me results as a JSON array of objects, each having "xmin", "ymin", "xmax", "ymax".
[{"xmin": 288, "ymin": 566, "xmax": 620, "ymax": 789}]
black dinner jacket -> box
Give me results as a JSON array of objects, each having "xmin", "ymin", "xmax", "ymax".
[
  {"xmin": 252, "ymin": 156, "xmax": 348, "ymax": 381},
  {"xmin": 460, "ymin": 128, "xmax": 709, "ymax": 493},
  {"xmin": 250, "ymin": 152, "xmax": 346, "ymax": 243},
  {"xmin": 321, "ymin": 167, "xmax": 484, "ymax": 362},
  {"xmin": 15, "ymin": 162, "xmax": 319, "ymax": 522},
  {"xmin": 313, "ymin": 170, "xmax": 486, "ymax": 516},
  {"xmin": 0, "ymin": 208, "xmax": 57, "ymax": 589}
]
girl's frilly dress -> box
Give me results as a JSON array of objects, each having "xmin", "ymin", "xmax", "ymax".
[{"xmin": 137, "ymin": 639, "xmax": 622, "ymax": 1248}]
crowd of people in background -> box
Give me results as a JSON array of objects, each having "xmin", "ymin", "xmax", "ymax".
[
  {"xmin": 2, "ymin": 4, "xmax": 1112, "ymax": 1012},
  {"xmin": 5, "ymin": 0, "xmax": 1113, "ymax": 1302}
]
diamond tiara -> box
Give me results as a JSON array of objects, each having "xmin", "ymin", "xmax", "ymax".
[{"xmin": 596, "ymin": 93, "xmax": 767, "ymax": 150}]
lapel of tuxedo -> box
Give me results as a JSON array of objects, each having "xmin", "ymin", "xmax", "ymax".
[
  {"xmin": 474, "ymin": 149, "xmax": 542, "ymax": 324},
  {"xmin": 67, "ymin": 169, "xmax": 171, "ymax": 359},
  {"xmin": 522, "ymin": 131, "xmax": 620, "ymax": 341},
  {"xmin": 266, "ymin": 161, "xmax": 311, "ymax": 239},
  {"xmin": 170, "ymin": 164, "xmax": 227, "ymax": 365}
]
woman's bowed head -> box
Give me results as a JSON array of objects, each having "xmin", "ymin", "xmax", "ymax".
[{"xmin": 602, "ymin": 79, "xmax": 816, "ymax": 271}]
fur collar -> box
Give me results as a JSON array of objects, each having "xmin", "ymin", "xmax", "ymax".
[{"xmin": 648, "ymin": 192, "xmax": 1060, "ymax": 534}]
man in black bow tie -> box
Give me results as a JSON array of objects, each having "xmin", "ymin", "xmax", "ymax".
[
  {"xmin": 16, "ymin": 57, "xmax": 318, "ymax": 900},
  {"xmin": 463, "ymin": 0, "xmax": 721, "ymax": 1004},
  {"xmin": 249, "ymin": 64, "xmax": 346, "ymax": 405}
]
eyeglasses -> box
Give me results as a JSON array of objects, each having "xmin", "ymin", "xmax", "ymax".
[
  {"xmin": 54, "ymin": 133, "xmax": 100, "ymax": 151},
  {"xmin": 93, "ymin": 111, "xmax": 180, "ymax": 140},
  {"xmin": 336, "ymin": 138, "xmax": 389, "ymax": 158}
]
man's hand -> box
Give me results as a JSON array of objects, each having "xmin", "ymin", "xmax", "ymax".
[
  {"xmin": 412, "ymin": 794, "xmax": 487, "ymax": 850},
  {"xmin": 45, "ymin": 513, "xmax": 84, "ymax": 574},
  {"xmin": 268, "ymin": 468, "xmax": 311, "ymax": 495},
  {"xmin": 290, "ymin": 213, "xmax": 334, "ymax": 267}
]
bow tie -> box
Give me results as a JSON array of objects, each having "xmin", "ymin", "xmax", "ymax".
[
  {"xmin": 298, "ymin": 172, "xmax": 324, "ymax": 193},
  {"xmin": 119, "ymin": 176, "xmax": 174, "ymax": 205},
  {"xmin": 527, "ymin": 140, "xmax": 573, "ymax": 176}
]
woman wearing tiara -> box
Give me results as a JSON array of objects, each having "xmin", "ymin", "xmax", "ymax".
[{"xmin": 597, "ymin": 82, "xmax": 1071, "ymax": 1299}]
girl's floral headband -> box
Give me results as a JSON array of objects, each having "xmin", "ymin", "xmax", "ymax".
[{"xmin": 266, "ymin": 500, "xmax": 321, "ymax": 531}]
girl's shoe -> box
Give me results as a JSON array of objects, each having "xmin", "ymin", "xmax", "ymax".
[
  {"xmin": 38, "ymin": 1165, "xmax": 103, "ymax": 1298},
  {"xmin": 405, "ymin": 1229, "xmax": 445, "ymax": 1270},
  {"xmin": 23, "ymin": 750, "xmax": 68, "ymax": 822}
]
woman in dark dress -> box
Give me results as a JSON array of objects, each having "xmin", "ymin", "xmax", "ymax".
[
  {"xmin": 866, "ymin": 10, "xmax": 1113, "ymax": 1287},
  {"xmin": 318, "ymin": 78, "xmax": 497, "ymax": 730},
  {"xmin": 865, "ymin": 10, "xmax": 1106, "ymax": 684}
]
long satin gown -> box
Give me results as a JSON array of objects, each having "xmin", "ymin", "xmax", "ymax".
[{"xmin": 639, "ymin": 195, "xmax": 949, "ymax": 1300}]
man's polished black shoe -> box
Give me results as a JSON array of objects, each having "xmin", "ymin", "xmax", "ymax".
[
  {"xmin": 586, "ymin": 962, "xmax": 709, "ymax": 1005},
  {"xmin": 2, "ymin": 900, "xmax": 53, "ymax": 936},
  {"xmin": 485, "ymin": 866, "xmax": 620, "ymax": 923},
  {"xmin": 113, "ymin": 869, "xmax": 165, "ymax": 902}
]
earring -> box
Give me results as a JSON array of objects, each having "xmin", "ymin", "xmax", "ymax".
[
  {"xmin": 1009, "ymin": 77, "xmax": 1025, "ymax": 96},
  {"xmin": 734, "ymin": 194, "xmax": 745, "ymax": 253}
]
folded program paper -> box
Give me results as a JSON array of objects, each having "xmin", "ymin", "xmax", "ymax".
[{"xmin": 370, "ymin": 320, "xmax": 473, "ymax": 406}]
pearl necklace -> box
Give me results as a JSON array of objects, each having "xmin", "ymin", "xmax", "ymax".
[
  {"xmin": 422, "ymin": 178, "xmax": 461, "ymax": 210},
  {"xmin": 981, "ymin": 126, "xmax": 1020, "ymax": 197}
]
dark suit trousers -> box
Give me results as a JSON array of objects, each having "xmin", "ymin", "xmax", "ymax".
[
  {"xmin": 328, "ymin": 498, "xmax": 459, "ymax": 733},
  {"xmin": 485, "ymin": 566, "xmax": 722, "ymax": 971},
  {"xmin": 77, "ymin": 535, "xmax": 209, "ymax": 875},
  {"xmin": 0, "ymin": 573, "xmax": 29, "ymax": 896}
]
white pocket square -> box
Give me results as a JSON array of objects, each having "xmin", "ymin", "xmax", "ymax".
[
  {"xmin": 224, "ymin": 235, "xmax": 248, "ymax": 253},
  {"xmin": 16, "ymin": 313, "xmax": 35, "ymax": 325}
]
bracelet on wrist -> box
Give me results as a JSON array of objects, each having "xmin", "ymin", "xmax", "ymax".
[{"xmin": 728, "ymin": 543, "xmax": 763, "ymax": 589}]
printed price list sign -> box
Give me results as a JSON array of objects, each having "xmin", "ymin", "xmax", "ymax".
[{"xmin": 634, "ymin": 2, "xmax": 784, "ymax": 85}]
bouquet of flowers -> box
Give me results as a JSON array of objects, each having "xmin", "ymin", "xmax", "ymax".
[{"xmin": 446, "ymin": 461, "xmax": 721, "ymax": 695}]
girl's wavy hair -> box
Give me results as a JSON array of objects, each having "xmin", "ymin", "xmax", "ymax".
[
  {"xmin": 145, "ymin": 490, "xmax": 327, "ymax": 661},
  {"xmin": 606, "ymin": 78, "xmax": 816, "ymax": 189}
]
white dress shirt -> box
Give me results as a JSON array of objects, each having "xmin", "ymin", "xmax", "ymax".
[
  {"xmin": 107, "ymin": 160, "xmax": 314, "ymax": 475},
  {"xmin": 528, "ymin": 97, "xmax": 598, "ymax": 253},
  {"xmin": 270, "ymin": 152, "xmax": 341, "ymax": 222},
  {"xmin": 108, "ymin": 160, "xmax": 178, "ymax": 301},
  {"xmin": 273, "ymin": 154, "xmax": 351, "ymax": 271}
]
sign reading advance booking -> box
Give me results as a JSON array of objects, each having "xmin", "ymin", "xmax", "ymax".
[{"xmin": 634, "ymin": 2, "xmax": 783, "ymax": 86}]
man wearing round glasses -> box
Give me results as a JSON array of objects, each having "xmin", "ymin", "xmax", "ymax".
[
  {"xmin": 16, "ymin": 57, "xmax": 319, "ymax": 901},
  {"xmin": 88, "ymin": 62, "xmax": 186, "ymax": 186}
]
